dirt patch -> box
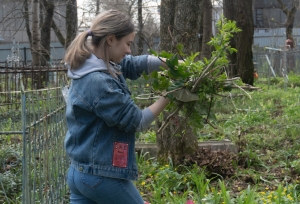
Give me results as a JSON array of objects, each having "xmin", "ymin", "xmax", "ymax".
[{"xmin": 185, "ymin": 148, "xmax": 238, "ymax": 178}]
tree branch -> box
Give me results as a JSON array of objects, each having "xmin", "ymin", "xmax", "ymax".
[{"xmin": 51, "ymin": 19, "xmax": 65, "ymax": 47}]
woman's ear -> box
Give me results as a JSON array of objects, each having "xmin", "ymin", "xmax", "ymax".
[{"xmin": 106, "ymin": 34, "xmax": 115, "ymax": 46}]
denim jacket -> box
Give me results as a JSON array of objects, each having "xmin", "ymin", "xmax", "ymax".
[{"xmin": 65, "ymin": 54, "xmax": 153, "ymax": 180}]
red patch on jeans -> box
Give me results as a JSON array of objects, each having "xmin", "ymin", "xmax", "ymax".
[{"xmin": 112, "ymin": 142, "xmax": 129, "ymax": 168}]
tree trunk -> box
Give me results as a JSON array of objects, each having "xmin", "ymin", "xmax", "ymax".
[
  {"xmin": 224, "ymin": 0, "xmax": 254, "ymax": 84},
  {"xmin": 66, "ymin": 0, "xmax": 78, "ymax": 48},
  {"xmin": 200, "ymin": 0, "xmax": 212, "ymax": 60},
  {"xmin": 37, "ymin": 0, "xmax": 54, "ymax": 86},
  {"xmin": 276, "ymin": 0, "xmax": 298, "ymax": 72},
  {"xmin": 40, "ymin": 0, "xmax": 54, "ymax": 66},
  {"xmin": 31, "ymin": 0, "xmax": 43, "ymax": 88},
  {"xmin": 160, "ymin": 0, "xmax": 176, "ymax": 52},
  {"xmin": 157, "ymin": 0, "xmax": 201, "ymax": 166},
  {"xmin": 137, "ymin": 0, "xmax": 144, "ymax": 55},
  {"xmin": 156, "ymin": 114, "xmax": 198, "ymax": 165},
  {"xmin": 31, "ymin": 0, "xmax": 40, "ymax": 67},
  {"xmin": 174, "ymin": 0, "xmax": 202, "ymax": 54},
  {"xmin": 277, "ymin": 0, "xmax": 298, "ymax": 43},
  {"xmin": 96, "ymin": 0, "xmax": 101, "ymax": 15},
  {"xmin": 223, "ymin": 0, "xmax": 238, "ymax": 77},
  {"xmin": 234, "ymin": 0, "xmax": 254, "ymax": 85},
  {"xmin": 24, "ymin": 0, "xmax": 32, "ymax": 47},
  {"xmin": 51, "ymin": 20, "xmax": 65, "ymax": 46}
]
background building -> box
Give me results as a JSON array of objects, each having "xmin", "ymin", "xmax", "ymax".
[
  {"xmin": 0, "ymin": 0, "xmax": 66, "ymax": 65},
  {"xmin": 253, "ymin": 0, "xmax": 300, "ymax": 48}
]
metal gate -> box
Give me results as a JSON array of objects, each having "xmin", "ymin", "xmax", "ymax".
[{"xmin": 0, "ymin": 65, "xmax": 69, "ymax": 203}]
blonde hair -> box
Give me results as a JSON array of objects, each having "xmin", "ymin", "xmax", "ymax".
[{"xmin": 64, "ymin": 10, "xmax": 134, "ymax": 77}]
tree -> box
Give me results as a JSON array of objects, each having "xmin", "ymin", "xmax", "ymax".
[
  {"xmin": 31, "ymin": 0, "xmax": 41, "ymax": 67},
  {"xmin": 224, "ymin": 0, "xmax": 255, "ymax": 85},
  {"xmin": 137, "ymin": 0, "xmax": 144, "ymax": 55},
  {"xmin": 277, "ymin": 0, "xmax": 299, "ymax": 72},
  {"xmin": 18, "ymin": 0, "xmax": 77, "ymax": 87},
  {"xmin": 223, "ymin": 0, "xmax": 237, "ymax": 77},
  {"xmin": 21, "ymin": 0, "xmax": 77, "ymax": 65},
  {"xmin": 78, "ymin": 0, "xmax": 160, "ymax": 55},
  {"xmin": 65, "ymin": 0, "xmax": 78, "ymax": 48},
  {"xmin": 96, "ymin": 0, "xmax": 101, "ymax": 15},
  {"xmin": 151, "ymin": 17, "xmax": 241, "ymax": 167},
  {"xmin": 235, "ymin": 0, "xmax": 254, "ymax": 85},
  {"xmin": 0, "ymin": 0, "xmax": 78, "ymax": 66},
  {"xmin": 200, "ymin": 0, "xmax": 212, "ymax": 60},
  {"xmin": 276, "ymin": 0, "xmax": 299, "ymax": 45},
  {"xmin": 40, "ymin": 0, "xmax": 55, "ymax": 65},
  {"xmin": 158, "ymin": 0, "xmax": 203, "ymax": 165},
  {"xmin": 51, "ymin": 0, "xmax": 78, "ymax": 49}
]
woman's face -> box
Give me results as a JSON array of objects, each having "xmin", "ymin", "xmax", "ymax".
[{"xmin": 108, "ymin": 32, "xmax": 135, "ymax": 63}]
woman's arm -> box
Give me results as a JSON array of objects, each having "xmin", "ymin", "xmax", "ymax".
[
  {"xmin": 136, "ymin": 96, "xmax": 169, "ymax": 132},
  {"xmin": 148, "ymin": 96, "xmax": 170, "ymax": 117}
]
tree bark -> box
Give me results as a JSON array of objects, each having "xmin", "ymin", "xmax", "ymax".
[
  {"xmin": 23, "ymin": 0, "xmax": 32, "ymax": 47},
  {"xmin": 173, "ymin": 0, "xmax": 202, "ymax": 54},
  {"xmin": 157, "ymin": 0, "xmax": 201, "ymax": 166},
  {"xmin": 277, "ymin": 0, "xmax": 298, "ymax": 43},
  {"xmin": 31, "ymin": 0, "xmax": 40, "ymax": 67},
  {"xmin": 235, "ymin": 0, "xmax": 254, "ymax": 85},
  {"xmin": 224, "ymin": 0, "xmax": 254, "ymax": 85},
  {"xmin": 96, "ymin": 0, "xmax": 101, "ymax": 15},
  {"xmin": 200, "ymin": 0, "xmax": 212, "ymax": 60},
  {"xmin": 160, "ymin": 0, "xmax": 176, "ymax": 52},
  {"xmin": 40, "ymin": 0, "xmax": 54, "ymax": 65},
  {"xmin": 223, "ymin": 0, "xmax": 238, "ymax": 77},
  {"xmin": 51, "ymin": 20, "xmax": 65, "ymax": 46},
  {"xmin": 137, "ymin": 0, "xmax": 144, "ymax": 55},
  {"xmin": 66, "ymin": 0, "xmax": 78, "ymax": 48},
  {"xmin": 156, "ymin": 114, "xmax": 198, "ymax": 165}
]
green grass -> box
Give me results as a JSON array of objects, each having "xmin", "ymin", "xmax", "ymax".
[
  {"xmin": 3, "ymin": 76, "xmax": 300, "ymax": 203},
  {"xmin": 136, "ymin": 77, "xmax": 300, "ymax": 203}
]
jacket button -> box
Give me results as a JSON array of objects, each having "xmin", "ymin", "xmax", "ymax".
[{"xmin": 79, "ymin": 167, "xmax": 83, "ymax": 171}]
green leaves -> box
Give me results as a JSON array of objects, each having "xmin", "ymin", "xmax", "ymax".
[
  {"xmin": 168, "ymin": 56, "xmax": 191, "ymax": 80},
  {"xmin": 150, "ymin": 71, "xmax": 170, "ymax": 91},
  {"xmin": 146, "ymin": 17, "xmax": 243, "ymax": 133}
]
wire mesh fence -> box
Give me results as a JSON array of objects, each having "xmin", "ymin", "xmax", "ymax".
[
  {"xmin": 253, "ymin": 49, "xmax": 300, "ymax": 81},
  {"xmin": 0, "ymin": 65, "xmax": 70, "ymax": 203}
]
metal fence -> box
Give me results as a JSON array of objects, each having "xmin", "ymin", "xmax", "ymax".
[
  {"xmin": 0, "ymin": 43, "xmax": 65, "ymax": 65},
  {"xmin": 253, "ymin": 49, "xmax": 300, "ymax": 80},
  {"xmin": 0, "ymin": 65, "xmax": 70, "ymax": 203}
]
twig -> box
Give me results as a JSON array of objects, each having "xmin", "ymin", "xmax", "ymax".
[
  {"xmin": 191, "ymin": 56, "xmax": 218, "ymax": 93},
  {"xmin": 157, "ymin": 104, "xmax": 183, "ymax": 133},
  {"xmin": 171, "ymin": 101, "xmax": 197, "ymax": 136},
  {"xmin": 230, "ymin": 84, "xmax": 261, "ymax": 91},
  {"xmin": 205, "ymin": 119, "xmax": 218, "ymax": 129},
  {"xmin": 162, "ymin": 87, "xmax": 184, "ymax": 97},
  {"xmin": 158, "ymin": 56, "xmax": 219, "ymax": 134},
  {"xmin": 231, "ymin": 83, "xmax": 252, "ymax": 99},
  {"xmin": 225, "ymin": 77, "xmax": 241, "ymax": 82}
]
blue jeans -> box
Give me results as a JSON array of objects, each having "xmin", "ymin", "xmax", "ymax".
[{"xmin": 67, "ymin": 166, "xmax": 145, "ymax": 204}]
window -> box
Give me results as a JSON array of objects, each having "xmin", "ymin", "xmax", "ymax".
[{"xmin": 255, "ymin": 8, "xmax": 264, "ymax": 28}]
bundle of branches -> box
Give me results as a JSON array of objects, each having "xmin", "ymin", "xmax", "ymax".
[{"xmin": 142, "ymin": 18, "xmax": 245, "ymax": 134}]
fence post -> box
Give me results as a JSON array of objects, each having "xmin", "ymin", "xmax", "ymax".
[
  {"xmin": 23, "ymin": 47, "xmax": 27, "ymax": 65},
  {"xmin": 283, "ymin": 49, "xmax": 288, "ymax": 89},
  {"xmin": 21, "ymin": 80, "xmax": 29, "ymax": 204}
]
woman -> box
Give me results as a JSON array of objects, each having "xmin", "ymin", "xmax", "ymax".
[{"xmin": 63, "ymin": 10, "xmax": 170, "ymax": 204}]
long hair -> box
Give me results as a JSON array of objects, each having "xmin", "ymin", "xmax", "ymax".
[{"xmin": 64, "ymin": 10, "xmax": 135, "ymax": 77}]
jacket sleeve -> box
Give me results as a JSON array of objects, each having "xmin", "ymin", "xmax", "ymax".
[
  {"xmin": 92, "ymin": 76, "xmax": 142, "ymax": 133},
  {"xmin": 120, "ymin": 55, "xmax": 149, "ymax": 80},
  {"xmin": 120, "ymin": 55, "xmax": 163, "ymax": 80}
]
